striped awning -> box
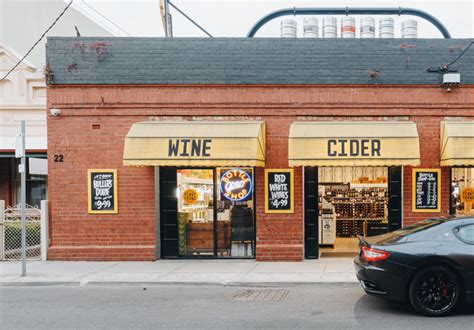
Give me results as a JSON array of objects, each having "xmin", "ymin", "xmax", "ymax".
[
  {"xmin": 123, "ymin": 121, "xmax": 265, "ymax": 167},
  {"xmin": 288, "ymin": 121, "xmax": 420, "ymax": 166},
  {"xmin": 440, "ymin": 121, "xmax": 474, "ymax": 166}
]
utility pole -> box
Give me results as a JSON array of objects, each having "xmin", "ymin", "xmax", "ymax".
[
  {"xmin": 16, "ymin": 121, "xmax": 27, "ymax": 276},
  {"xmin": 160, "ymin": 0, "xmax": 173, "ymax": 37}
]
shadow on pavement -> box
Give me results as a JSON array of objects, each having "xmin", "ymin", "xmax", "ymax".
[{"xmin": 354, "ymin": 294, "xmax": 474, "ymax": 319}]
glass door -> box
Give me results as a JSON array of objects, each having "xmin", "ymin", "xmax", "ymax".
[
  {"xmin": 177, "ymin": 169, "xmax": 215, "ymax": 257},
  {"xmin": 216, "ymin": 168, "xmax": 255, "ymax": 258}
]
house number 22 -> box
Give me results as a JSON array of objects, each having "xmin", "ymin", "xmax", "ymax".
[{"xmin": 54, "ymin": 155, "xmax": 64, "ymax": 162}]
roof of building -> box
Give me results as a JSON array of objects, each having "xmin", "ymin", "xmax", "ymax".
[{"xmin": 46, "ymin": 37, "xmax": 474, "ymax": 85}]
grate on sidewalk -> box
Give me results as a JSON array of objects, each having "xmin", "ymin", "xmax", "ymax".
[{"xmin": 233, "ymin": 289, "xmax": 289, "ymax": 302}]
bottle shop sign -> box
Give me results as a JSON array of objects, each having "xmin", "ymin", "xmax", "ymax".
[
  {"xmin": 265, "ymin": 169, "xmax": 294, "ymax": 214},
  {"xmin": 220, "ymin": 169, "xmax": 252, "ymax": 202},
  {"xmin": 412, "ymin": 169, "xmax": 441, "ymax": 212},
  {"xmin": 88, "ymin": 169, "xmax": 118, "ymax": 214}
]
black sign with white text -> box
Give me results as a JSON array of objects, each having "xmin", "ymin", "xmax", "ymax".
[
  {"xmin": 413, "ymin": 170, "xmax": 440, "ymax": 212},
  {"xmin": 265, "ymin": 170, "xmax": 293, "ymax": 213},
  {"xmin": 88, "ymin": 170, "xmax": 117, "ymax": 213}
]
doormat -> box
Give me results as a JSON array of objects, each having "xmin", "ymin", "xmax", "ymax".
[{"xmin": 320, "ymin": 252, "xmax": 358, "ymax": 258}]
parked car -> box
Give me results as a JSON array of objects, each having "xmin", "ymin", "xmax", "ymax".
[{"xmin": 354, "ymin": 216, "xmax": 474, "ymax": 316}]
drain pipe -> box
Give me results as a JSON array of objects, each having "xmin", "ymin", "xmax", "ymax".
[{"xmin": 246, "ymin": 7, "xmax": 451, "ymax": 38}]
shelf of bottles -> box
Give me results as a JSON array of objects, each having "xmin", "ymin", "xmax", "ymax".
[{"xmin": 321, "ymin": 186, "xmax": 388, "ymax": 238}]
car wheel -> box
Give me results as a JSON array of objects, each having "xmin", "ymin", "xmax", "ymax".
[{"xmin": 409, "ymin": 266, "xmax": 460, "ymax": 317}]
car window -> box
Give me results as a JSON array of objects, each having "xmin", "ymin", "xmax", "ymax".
[
  {"xmin": 372, "ymin": 219, "xmax": 444, "ymax": 244},
  {"xmin": 454, "ymin": 224, "xmax": 474, "ymax": 245}
]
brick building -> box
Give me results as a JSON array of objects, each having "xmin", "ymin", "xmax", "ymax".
[{"xmin": 45, "ymin": 37, "xmax": 474, "ymax": 261}]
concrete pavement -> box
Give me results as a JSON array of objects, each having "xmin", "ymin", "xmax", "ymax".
[
  {"xmin": 0, "ymin": 258, "xmax": 357, "ymax": 286},
  {"xmin": 3, "ymin": 285, "xmax": 473, "ymax": 329}
]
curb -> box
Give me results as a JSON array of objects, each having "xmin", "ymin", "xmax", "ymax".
[{"xmin": 1, "ymin": 281, "xmax": 359, "ymax": 287}]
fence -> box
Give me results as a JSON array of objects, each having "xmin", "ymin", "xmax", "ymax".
[{"xmin": 0, "ymin": 200, "xmax": 48, "ymax": 261}]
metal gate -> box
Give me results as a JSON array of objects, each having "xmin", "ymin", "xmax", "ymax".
[{"xmin": 1, "ymin": 204, "xmax": 42, "ymax": 261}]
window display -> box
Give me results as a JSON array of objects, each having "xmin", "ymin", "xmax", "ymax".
[
  {"xmin": 176, "ymin": 168, "xmax": 254, "ymax": 258},
  {"xmin": 451, "ymin": 168, "xmax": 474, "ymax": 215},
  {"xmin": 318, "ymin": 167, "xmax": 388, "ymax": 254}
]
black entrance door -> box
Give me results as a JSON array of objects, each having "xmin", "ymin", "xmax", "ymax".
[
  {"xmin": 304, "ymin": 167, "xmax": 319, "ymax": 259},
  {"xmin": 388, "ymin": 166, "xmax": 403, "ymax": 232},
  {"xmin": 160, "ymin": 167, "xmax": 179, "ymax": 258}
]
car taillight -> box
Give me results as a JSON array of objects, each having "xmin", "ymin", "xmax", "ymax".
[{"xmin": 360, "ymin": 246, "xmax": 390, "ymax": 262}]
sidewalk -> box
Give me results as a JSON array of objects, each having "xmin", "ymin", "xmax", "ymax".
[{"xmin": 1, "ymin": 258, "xmax": 357, "ymax": 286}]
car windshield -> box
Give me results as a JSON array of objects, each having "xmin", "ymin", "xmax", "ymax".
[{"xmin": 373, "ymin": 219, "xmax": 445, "ymax": 244}]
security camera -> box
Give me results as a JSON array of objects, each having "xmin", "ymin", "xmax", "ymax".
[{"xmin": 50, "ymin": 108, "xmax": 61, "ymax": 116}]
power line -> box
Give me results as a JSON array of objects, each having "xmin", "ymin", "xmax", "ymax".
[
  {"xmin": 446, "ymin": 41, "xmax": 474, "ymax": 67},
  {"xmin": 1, "ymin": 0, "xmax": 74, "ymax": 82}
]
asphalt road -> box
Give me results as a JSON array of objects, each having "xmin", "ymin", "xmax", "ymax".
[{"xmin": 1, "ymin": 284, "xmax": 472, "ymax": 329}]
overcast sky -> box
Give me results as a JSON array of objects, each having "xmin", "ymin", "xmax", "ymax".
[{"xmin": 85, "ymin": 0, "xmax": 473, "ymax": 38}]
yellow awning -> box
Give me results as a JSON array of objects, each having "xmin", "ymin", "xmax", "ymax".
[
  {"xmin": 288, "ymin": 121, "xmax": 420, "ymax": 167},
  {"xmin": 124, "ymin": 121, "xmax": 265, "ymax": 167},
  {"xmin": 440, "ymin": 121, "xmax": 474, "ymax": 166}
]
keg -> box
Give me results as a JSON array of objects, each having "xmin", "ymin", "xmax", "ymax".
[
  {"xmin": 401, "ymin": 19, "xmax": 417, "ymax": 38},
  {"xmin": 322, "ymin": 17, "xmax": 337, "ymax": 38},
  {"xmin": 341, "ymin": 17, "xmax": 356, "ymax": 38},
  {"xmin": 360, "ymin": 17, "xmax": 375, "ymax": 38},
  {"xmin": 303, "ymin": 17, "xmax": 319, "ymax": 38},
  {"xmin": 281, "ymin": 19, "xmax": 297, "ymax": 38},
  {"xmin": 379, "ymin": 17, "xmax": 395, "ymax": 38}
]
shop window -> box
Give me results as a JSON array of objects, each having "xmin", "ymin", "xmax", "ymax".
[
  {"xmin": 175, "ymin": 168, "xmax": 254, "ymax": 258},
  {"xmin": 13, "ymin": 157, "xmax": 47, "ymax": 208},
  {"xmin": 318, "ymin": 167, "xmax": 388, "ymax": 255},
  {"xmin": 451, "ymin": 168, "xmax": 474, "ymax": 216},
  {"xmin": 216, "ymin": 168, "xmax": 254, "ymax": 258}
]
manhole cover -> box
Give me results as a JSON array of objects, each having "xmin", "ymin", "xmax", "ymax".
[{"xmin": 233, "ymin": 289, "xmax": 289, "ymax": 301}]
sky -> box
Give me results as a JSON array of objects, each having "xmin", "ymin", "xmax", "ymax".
[{"xmin": 82, "ymin": 0, "xmax": 474, "ymax": 38}]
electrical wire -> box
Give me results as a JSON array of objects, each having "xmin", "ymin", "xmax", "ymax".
[
  {"xmin": 446, "ymin": 41, "xmax": 474, "ymax": 67},
  {"xmin": 1, "ymin": 0, "xmax": 74, "ymax": 82}
]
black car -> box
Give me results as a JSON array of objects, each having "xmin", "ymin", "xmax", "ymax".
[{"xmin": 354, "ymin": 216, "xmax": 474, "ymax": 316}]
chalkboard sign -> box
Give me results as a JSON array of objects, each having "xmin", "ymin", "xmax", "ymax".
[
  {"xmin": 88, "ymin": 169, "xmax": 118, "ymax": 214},
  {"xmin": 265, "ymin": 169, "xmax": 294, "ymax": 214},
  {"xmin": 412, "ymin": 169, "xmax": 441, "ymax": 212}
]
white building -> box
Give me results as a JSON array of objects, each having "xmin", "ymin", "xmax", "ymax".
[{"xmin": 0, "ymin": 0, "xmax": 120, "ymax": 207}]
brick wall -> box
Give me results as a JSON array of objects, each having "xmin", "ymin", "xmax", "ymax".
[{"xmin": 47, "ymin": 85, "xmax": 474, "ymax": 261}]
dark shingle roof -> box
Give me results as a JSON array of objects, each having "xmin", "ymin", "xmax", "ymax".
[{"xmin": 46, "ymin": 37, "xmax": 474, "ymax": 85}]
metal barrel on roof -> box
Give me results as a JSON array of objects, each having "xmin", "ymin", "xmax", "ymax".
[
  {"xmin": 341, "ymin": 17, "xmax": 356, "ymax": 38},
  {"xmin": 323, "ymin": 17, "xmax": 337, "ymax": 38},
  {"xmin": 379, "ymin": 17, "xmax": 395, "ymax": 38},
  {"xmin": 303, "ymin": 17, "xmax": 319, "ymax": 38},
  {"xmin": 281, "ymin": 19, "xmax": 297, "ymax": 38},
  {"xmin": 360, "ymin": 17, "xmax": 375, "ymax": 38},
  {"xmin": 402, "ymin": 19, "xmax": 418, "ymax": 38}
]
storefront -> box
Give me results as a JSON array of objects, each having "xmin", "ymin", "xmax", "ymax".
[
  {"xmin": 289, "ymin": 121, "xmax": 420, "ymax": 257},
  {"xmin": 123, "ymin": 121, "xmax": 265, "ymax": 258},
  {"xmin": 45, "ymin": 37, "xmax": 474, "ymax": 261},
  {"xmin": 441, "ymin": 121, "xmax": 474, "ymax": 216}
]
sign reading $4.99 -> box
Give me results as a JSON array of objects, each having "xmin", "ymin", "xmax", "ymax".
[{"xmin": 265, "ymin": 169, "xmax": 294, "ymax": 214}]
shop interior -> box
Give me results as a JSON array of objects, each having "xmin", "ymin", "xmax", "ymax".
[
  {"xmin": 318, "ymin": 167, "xmax": 388, "ymax": 257},
  {"xmin": 176, "ymin": 168, "xmax": 255, "ymax": 258},
  {"xmin": 451, "ymin": 167, "xmax": 474, "ymax": 216}
]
